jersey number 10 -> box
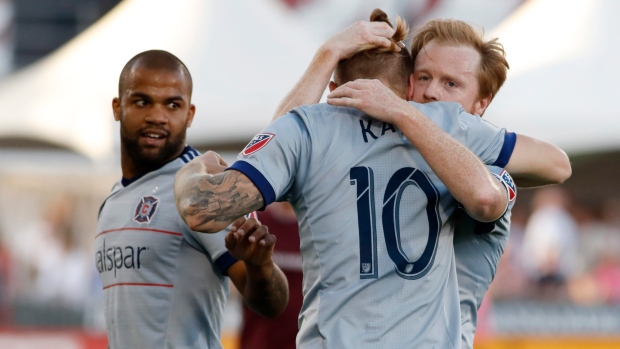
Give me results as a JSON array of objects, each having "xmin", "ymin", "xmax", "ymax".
[{"xmin": 350, "ymin": 166, "xmax": 441, "ymax": 280}]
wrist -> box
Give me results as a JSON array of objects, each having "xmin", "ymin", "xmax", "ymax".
[
  {"xmin": 393, "ymin": 101, "xmax": 418, "ymax": 127},
  {"xmin": 317, "ymin": 42, "xmax": 342, "ymax": 65},
  {"xmin": 245, "ymin": 259, "xmax": 275, "ymax": 280}
]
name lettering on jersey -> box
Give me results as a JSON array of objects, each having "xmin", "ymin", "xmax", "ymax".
[
  {"xmin": 96, "ymin": 239, "xmax": 149, "ymax": 278},
  {"xmin": 359, "ymin": 120, "xmax": 397, "ymax": 143},
  {"xmin": 242, "ymin": 133, "xmax": 274, "ymax": 156},
  {"xmin": 134, "ymin": 196, "xmax": 159, "ymax": 223}
]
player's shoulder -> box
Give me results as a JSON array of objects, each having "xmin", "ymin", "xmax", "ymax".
[
  {"xmin": 409, "ymin": 100, "xmax": 463, "ymax": 116},
  {"xmin": 282, "ymin": 103, "xmax": 364, "ymax": 134},
  {"xmin": 294, "ymin": 103, "xmax": 364, "ymax": 120},
  {"xmin": 177, "ymin": 145, "xmax": 201, "ymax": 164}
]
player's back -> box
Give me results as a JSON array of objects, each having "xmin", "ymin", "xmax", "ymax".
[
  {"xmin": 234, "ymin": 101, "xmax": 508, "ymax": 348},
  {"xmin": 284, "ymin": 101, "xmax": 507, "ymax": 348}
]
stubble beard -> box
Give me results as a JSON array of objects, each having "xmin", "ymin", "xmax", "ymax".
[{"xmin": 120, "ymin": 121, "xmax": 187, "ymax": 173}]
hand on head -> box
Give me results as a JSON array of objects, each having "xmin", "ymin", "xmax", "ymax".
[
  {"xmin": 327, "ymin": 79, "xmax": 410, "ymax": 125},
  {"xmin": 325, "ymin": 20, "xmax": 396, "ymax": 61}
]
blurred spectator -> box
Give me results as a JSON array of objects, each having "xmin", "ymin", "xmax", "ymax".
[
  {"xmin": 15, "ymin": 195, "xmax": 92, "ymax": 310},
  {"xmin": 521, "ymin": 187, "xmax": 579, "ymax": 301},
  {"xmin": 0, "ymin": 236, "xmax": 13, "ymax": 325},
  {"xmin": 239, "ymin": 202, "xmax": 302, "ymax": 349},
  {"xmin": 568, "ymin": 198, "xmax": 620, "ymax": 305},
  {"xmin": 590, "ymin": 199, "xmax": 620, "ymax": 303}
]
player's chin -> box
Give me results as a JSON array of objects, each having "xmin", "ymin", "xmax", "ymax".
[{"xmin": 132, "ymin": 148, "xmax": 170, "ymax": 167}]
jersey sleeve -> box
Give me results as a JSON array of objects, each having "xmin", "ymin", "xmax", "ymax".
[
  {"xmin": 227, "ymin": 110, "xmax": 311, "ymax": 209},
  {"xmin": 415, "ymin": 101, "xmax": 516, "ymax": 166},
  {"xmin": 457, "ymin": 108, "xmax": 516, "ymax": 166},
  {"xmin": 180, "ymin": 217, "xmax": 237, "ymax": 275}
]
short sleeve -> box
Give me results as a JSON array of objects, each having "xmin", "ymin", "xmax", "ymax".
[
  {"xmin": 228, "ymin": 110, "xmax": 311, "ymax": 208},
  {"xmin": 411, "ymin": 101, "xmax": 515, "ymax": 166},
  {"xmin": 180, "ymin": 217, "xmax": 237, "ymax": 275}
]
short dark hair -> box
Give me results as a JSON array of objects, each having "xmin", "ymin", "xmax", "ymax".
[{"xmin": 118, "ymin": 50, "xmax": 193, "ymax": 98}]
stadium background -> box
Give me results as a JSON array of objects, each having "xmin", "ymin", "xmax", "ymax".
[{"xmin": 0, "ymin": 0, "xmax": 619, "ymax": 348}]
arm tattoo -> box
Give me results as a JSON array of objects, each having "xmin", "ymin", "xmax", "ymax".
[{"xmin": 181, "ymin": 170, "xmax": 264, "ymax": 227}]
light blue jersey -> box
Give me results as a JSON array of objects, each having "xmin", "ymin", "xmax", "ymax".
[
  {"xmin": 454, "ymin": 166, "xmax": 517, "ymax": 349},
  {"xmin": 95, "ymin": 146, "xmax": 237, "ymax": 349},
  {"xmin": 229, "ymin": 101, "xmax": 515, "ymax": 349}
]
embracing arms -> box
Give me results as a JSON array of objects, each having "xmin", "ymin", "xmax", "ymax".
[
  {"xmin": 327, "ymin": 79, "xmax": 509, "ymax": 222},
  {"xmin": 505, "ymin": 134, "xmax": 571, "ymax": 188},
  {"xmin": 274, "ymin": 20, "xmax": 570, "ymax": 189}
]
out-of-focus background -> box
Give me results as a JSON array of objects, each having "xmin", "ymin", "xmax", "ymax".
[{"xmin": 0, "ymin": 0, "xmax": 618, "ymax": 348}]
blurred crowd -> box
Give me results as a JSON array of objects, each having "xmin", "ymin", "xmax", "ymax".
[
  {"xmin": 489, "ymin": 187, "xmax": 620, "ymax": 305},
  {"xmin": 0, "ymin": 176, "xmax": 106, "ymax": 329},
  {"xmin": 0, "ymin": 181, "xmax": 618, "ymax": 330}
]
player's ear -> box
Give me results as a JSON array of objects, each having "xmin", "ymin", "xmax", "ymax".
[
  {"xmin": 407, "ymin": 73, "xmax": 415, "ymax": 101},
  {"xmin": 112, "ymin": 97, "xmax": 121, "ymax": 121},
  {"xmin": 328, "ymin": 81, "xmax": 338, "ymax": 92},
  {"xmin": 186, "ymin": 104, "xmax": 196, "ymax": 128},
  {"xmin": 473, "ymin": 94, "xmax": 492, "ymax": 116}
]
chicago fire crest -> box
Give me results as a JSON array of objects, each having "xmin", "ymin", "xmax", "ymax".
[{"xmin": 134, "ymin": 196, "xmax": 159, "ymax": 223}]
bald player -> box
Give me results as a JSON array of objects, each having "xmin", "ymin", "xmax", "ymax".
[{"xmin": 95, "ymin": 50, "xmax": 288, "ymax": 349}]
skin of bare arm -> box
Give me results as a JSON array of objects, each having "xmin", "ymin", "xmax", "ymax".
[
  {"xmin": 225, "ymin": 217, "xmax": 289, "ymax": 318},
  {"xmin": 272, "ymin": 21, "xmax": 395, "ymax": 120},
  {"xmin": 174, "ymin": 151, "xmax": 264, "ymax": 234},
  {"xmin": 327, "ymin": 79, "xmax": 508, "ymax": 222},
  {"xmin": 506, "ymin": 134, "xmax": 572, "ymax": 188}
]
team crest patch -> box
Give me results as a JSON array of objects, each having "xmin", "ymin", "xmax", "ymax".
[
  {"xmin": 499, "ymin": 170, "xmax": 517, "ymax": 202},
  {"xmin": 134, "ymin": 196, "xmax": 159, "ymax": 223},
  {"xmin": 242, "ymin": 133, "xmax": 274, "ymax": 156}
]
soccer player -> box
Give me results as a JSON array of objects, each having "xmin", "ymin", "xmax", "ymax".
[
  {"xmin": 291, "ymin": 18, "xmax": 570, "ymax": 349},
  {"xmin": 94, "ymin": 50, "xmax": 288, "ymax": 349},
  {"xmin": 175, "ymin": 10, "xmax": 514, "ymax": 348}
]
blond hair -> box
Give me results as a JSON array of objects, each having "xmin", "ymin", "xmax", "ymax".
[{"xmin": 334, "ymin": 9, "xmax": 413, "ymax": 97}]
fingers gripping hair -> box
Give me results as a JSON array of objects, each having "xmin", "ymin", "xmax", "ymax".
[
  {"xmin": 333, "ymin": 9, "xmax": 414, "ymax": 97},
  {"xmin": 369, "ymin": 8, "xmax": 408, "ymax": 54}
]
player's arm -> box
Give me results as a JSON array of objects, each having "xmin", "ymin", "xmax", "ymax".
[
  {"xmin": 174, "ymin": 151, "xmax": 264, "ymax": 234},
  {"xmin": 328, "ymin": 79, "xmax": 508, "ymax": 222},
  {"xmin": 505, "ymin": 133, "xmax": 572, "ymax": 188},
  {"xmin": 225, "ymin": 217, "xmax": 289, "ymax": 318},
  {"xmin": 272, "ymin": 21, "xmax": 394, "ymax": 120}
]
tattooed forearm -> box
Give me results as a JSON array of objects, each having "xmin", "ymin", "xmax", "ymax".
[{"xmin": 175, "ymin": 167, "xmax": 264, "ymax": 233}]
